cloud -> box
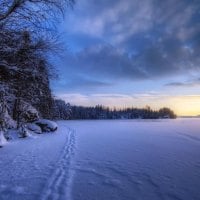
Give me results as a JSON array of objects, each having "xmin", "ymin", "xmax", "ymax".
[
  {"xmin": 166, "ymin": 78, "xmax": 200, "ymax": 87},
  {"xmin": 66, "ymin": 0, "xmax": 154, "ymax": 43},
  {"xmin": 59, "ymin": 41, "xmax": 200, "ymax": 85},
  {"xmin": 57, "ymin": 44, "xmax": 148, "ymax": 86},
  {"xmin": 57, "ymin": 92, "xmax": 169, "ymax": 108},
  {"xmin": 66, "ymin": 0, "xmax": 200, "ymax": 46},
  {"xmin": 55, "ymin": 0, "xmax": 200, "ymax": 92},
  {"xmin": 52, "ymin": 73, "xmax": 113, "ymax": 93}
]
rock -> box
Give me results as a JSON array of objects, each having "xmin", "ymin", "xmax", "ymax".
[
  {"xmin": 18, "ymin": 124, "xmax": 30, "ymax": 138},
  {"xmin": 34, "ymin": 119, "xmax": 58, "ymax": 132},
  {"xmin": 19, "ymin": 100, "xmax": 39, "ymax": 123},
  {"xmin": 27, "ymin": 123, "xmax": 42, "ymax": 134}
]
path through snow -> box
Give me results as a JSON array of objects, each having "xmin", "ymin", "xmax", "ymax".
[
  {"xmin": 0, "ymin": 124, "xmax": 76, "ymax": 200},
  {"xmin": 41, "ymin": 128, "xmax": 75, "ymax": 200}
]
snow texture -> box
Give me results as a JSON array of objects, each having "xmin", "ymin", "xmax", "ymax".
[{"xmin": 0, "ymin": 118, "xmax": 200, "ymax": 200}]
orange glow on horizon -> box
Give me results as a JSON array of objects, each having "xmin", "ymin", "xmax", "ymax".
[{"xmin": 167, "ymin": 96, "xmax": 200, "ymax": 116}]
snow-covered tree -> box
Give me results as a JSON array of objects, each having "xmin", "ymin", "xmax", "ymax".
[
  {"xmin": 0, "ymin": 87, "xmax": 15, "ymax": 129},
  {"xmin": 0, "ymin": 89, "xmax": 7, "ymax": 131},
  {"xmin": 0, "ymin": 0, "xmax": 76, "ymax": 142},
  {"xmin": 0, "ymin": 88, "xmax": 15, "ymax": 147},
  {"xmin": 14, "ymin": 99, "xmax": 39, "ymax": 128},
  {"xmin": 0, "ymin": 30, "xmax": 54, "ymax": 120},
  {"xmin": 52, "ymin": 99, "xmax": 71, "ymax": 120},
  {"xmin": 0, "ymin": 0, "xmax": 75, "ymax": 124}
]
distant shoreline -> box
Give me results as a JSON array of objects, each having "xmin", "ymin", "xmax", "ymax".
[{"xmin": 179, "ymin": 116, "xmax": 200, "ymax": 118}]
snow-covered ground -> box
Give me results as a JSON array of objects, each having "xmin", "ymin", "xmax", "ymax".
[{"xmin": 0, "ymin": 119, "xmax": 200, "ymax": 200}]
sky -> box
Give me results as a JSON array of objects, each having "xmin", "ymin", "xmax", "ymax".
[{"xmin": 52, "ymin": 0, "xmax": 200, "ymax": 116}]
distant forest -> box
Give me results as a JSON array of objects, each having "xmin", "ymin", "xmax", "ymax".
[
  {"xmin": 70, "ymin": 105, "xmax": 177, "ymax": 119},
  {"xmin": 53, "ymin": 100, "xmax": 177, "ymax": 120}
]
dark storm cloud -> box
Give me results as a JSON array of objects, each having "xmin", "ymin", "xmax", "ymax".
[
  {"xmin": 60, "ymin": 44, "xmax": 148, "ymax": 86},
  {"xmin": 60, "ymin": 0, "xmax": 200, "ymax": 88},
  {"xmin": 53, "ymin": 73, "xmax": 113, "ymax": 93}
]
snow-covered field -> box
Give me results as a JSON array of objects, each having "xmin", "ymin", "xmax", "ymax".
[{"xmin": 0, "ymin": 119, "xmax": 200, "ymax": 200}]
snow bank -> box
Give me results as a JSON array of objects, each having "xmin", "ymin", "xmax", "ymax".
[
  {"xmin": 0, "ymin": 119, "xmax": 58, "ymax": 148},
  {"xmin": 18, "ymin": 125, "xmax": 32, "ymax": 138},
  {"xmin": 34, "ymin": 119, "xmax": 58, "ymax": 132},
  {"xmin": 0, "ymin": 131, "xmax": 7, "ymax": 147},
  {"xmin": 0, "ymin": 121, "xmax": 71, "ymax": 200}
]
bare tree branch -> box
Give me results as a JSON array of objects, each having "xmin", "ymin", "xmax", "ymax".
[
  {"xmin": 0, "ymin": 0, "xmax": 24, "ymax": 21},
  {"xmin": 0, "ymin": 0, "xmax": 75, "ymax": 33}
]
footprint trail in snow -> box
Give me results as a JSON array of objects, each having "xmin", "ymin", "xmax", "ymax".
[{"xmin": 41, "ymin": 128, "xmax": 76, "ymax": 200}]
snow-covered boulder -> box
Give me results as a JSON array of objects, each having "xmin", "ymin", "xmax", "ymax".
[
  {"xmin": 0, "ymin": 131, "xmax": 7, "ymax": 147},
  {"xmin": 18, "ymin": 100, "xmax": 39, "ymax": 123},
  {"xmin": 18, "ymin": 124, "xmax": 31, "ymax": 138},
  {"xmin": 27, "ymin": 123, "xmax": 42, "ymax": 134},
  {"xmin": 34, "ymin": 119, "xmax": 58, "ymax": 132}
]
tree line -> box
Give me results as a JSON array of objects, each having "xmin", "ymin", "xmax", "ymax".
[
  {"xmin": 69, "ymin": 105, "xmax": 176, "ymax": 119},
  {"xmin": 53, "ymin": 102, "xmax": 177, "ymax": 120}
]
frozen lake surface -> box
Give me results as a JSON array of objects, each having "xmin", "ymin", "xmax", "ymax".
[{"xmin": 0, "ymin": 119, "xmax": 200, "ymax": 200}]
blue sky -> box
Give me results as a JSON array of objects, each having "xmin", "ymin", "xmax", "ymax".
[{"xmin": 52, "ymin": 0, "xmax": 200, "ymax": 116}]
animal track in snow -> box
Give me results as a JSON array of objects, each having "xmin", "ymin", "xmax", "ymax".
[{"xmin": 41, "ymin": 128, "xmax": 76, "ymax": 200}]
